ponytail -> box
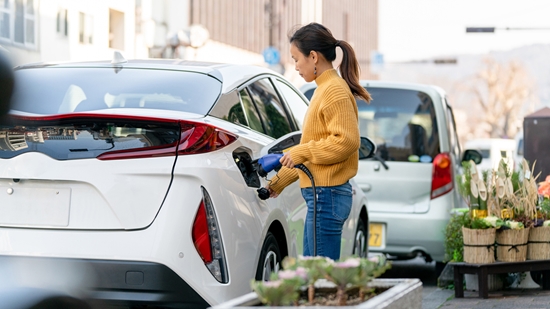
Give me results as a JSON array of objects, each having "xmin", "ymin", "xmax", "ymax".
[
  {"xmin": 290, "ymin": 22, "xmax": 372, "ymax": 102},
  {"xmin": 336, "ymin": 40, "xmax": 372, "ymax": 102}
]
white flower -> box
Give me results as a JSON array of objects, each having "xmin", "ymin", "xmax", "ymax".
[
  {"xmin": 543, "ymin": 220, "xmax": 550, "ymax": 227},
  {"xmin": 482, "ymin": 216, "xmax": 498, "ymax": 227}
]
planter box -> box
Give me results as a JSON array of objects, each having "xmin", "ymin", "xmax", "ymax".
[{"xmin": 209, "ymin": 278, "xmax": 422, "ymax": 309}]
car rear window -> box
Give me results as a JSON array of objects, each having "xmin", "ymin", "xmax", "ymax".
[
  {"xmin": 0, "ymin": 118, "xmax": 180, "ymax": 160},
  {"xmin": 358, "ymin": 87, "xmax": 439, "ymax": 162},
  {"xmin": 11, "ymin": 67, "xmax": 222, "ymax": 115}
]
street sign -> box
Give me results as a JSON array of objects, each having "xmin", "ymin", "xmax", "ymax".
[
  {"xmin": 370, "ymin": 51, "xmax": 384, "ymax": 74},
  {"xmin": 262, "ymin": 46, "xmax": 280, "ymax": 65}
]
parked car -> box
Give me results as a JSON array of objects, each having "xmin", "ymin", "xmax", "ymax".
[
  {"xmin": 0, "ymin": 56, "xmax": 372, "ymax": 309},
  {"xmin": 301, "ymin": 81, "xmax": 481, "ymax": 269},
  {"xmin": 464, "ymin": 138, "xmax": 516, "ymax": 172}
]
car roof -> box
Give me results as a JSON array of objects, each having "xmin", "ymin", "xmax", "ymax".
[{"xmin": 15, "ymin": 58, "xmax": 280, "ymax": 94}]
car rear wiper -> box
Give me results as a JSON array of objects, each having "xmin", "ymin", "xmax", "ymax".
[{"xmin": 372, "ymin": 153, "xmax": 389, "ymax": 170}]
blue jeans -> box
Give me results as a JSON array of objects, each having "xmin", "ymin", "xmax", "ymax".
[{"xmin": 301, "ymin": 181, "xmax": 352, "ymax": 260}]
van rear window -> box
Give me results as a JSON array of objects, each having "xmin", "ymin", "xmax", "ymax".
[{"xmin": 358, "ymin": 87, "xmax": 439, "ymax": 162}]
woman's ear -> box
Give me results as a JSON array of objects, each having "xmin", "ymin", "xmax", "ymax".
[{"xmin": 309, "ymin": 50, "xmax": 318, "ymax": 64}]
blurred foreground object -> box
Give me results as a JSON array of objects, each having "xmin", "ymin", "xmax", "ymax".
[{"xmin": 0, "ymin": 50, "xmax": 14, "ymax": 116}]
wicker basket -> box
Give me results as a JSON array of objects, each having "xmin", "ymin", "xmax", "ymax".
[
  {"xmin": 528, "ymin": 226, "xmax": 550, "ymax": 260},
  {"xmin": 462, "ymin": 227, "xmax": 496, "ymax": 264},
  {"xmin": 496, "ymin": 228, "xmax": 530, "ymax": 262}
]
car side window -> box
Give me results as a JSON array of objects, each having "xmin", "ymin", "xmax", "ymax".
[
  {"xmin": 209, "ymin": 90, "xmax": 249, "ymax": 127},
  {"xmin": 239, "ymin": 89, "xmax": 264, "ymax": 133},
  {"xmin": 274, "ymin": 79, "xmax": 309, "ymax": 129},
  {"xmin": 247, "ymin": 79, "xmax": 292, "ymax": 139}
]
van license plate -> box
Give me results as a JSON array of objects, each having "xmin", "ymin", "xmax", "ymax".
[{"xmin": 369, "ymin": 223, "xmax": 384, "ymax": 248}]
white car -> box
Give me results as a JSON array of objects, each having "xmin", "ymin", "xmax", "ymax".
[
  {"xmin": 301, "ymin": 81, "xmax": 481, "ymax": 271},
  {"xmin": 0, "ymin": 57, "xmax": 372, "ymax": 308},
  {"xmin": 464, "ymin": 138, "xmax": 516, "ymax": 172}
]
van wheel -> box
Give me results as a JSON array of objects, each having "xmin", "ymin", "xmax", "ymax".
[
  {"xmin": 255, "ymin": 232, "xmax": 282, "ymax": 281},
  {"xmin": 353, "ymin": 217, "xmax": 368, "ymax": 258}
]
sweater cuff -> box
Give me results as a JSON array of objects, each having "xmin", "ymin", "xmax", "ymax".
[{"xmin": 269, "ymin": 167, "xmax": 299, "ymax": 194}]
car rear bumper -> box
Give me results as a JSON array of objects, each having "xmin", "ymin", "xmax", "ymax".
[
  {"xmin": 0, "ymin": 255, "xmax": 209, "ymax": 309},
  {"xmin": 368, "ymin": 198, "xmax": 453, "ymax": 262}
]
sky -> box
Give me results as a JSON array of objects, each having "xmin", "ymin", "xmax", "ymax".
[{"xmin": 378, "ymin": 0, "xmax": 550, "ymax": 62}]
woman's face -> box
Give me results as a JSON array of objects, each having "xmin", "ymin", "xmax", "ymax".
[{"xmin": 290, "ymin": 43, "xmax": 315, "ymax": 83}]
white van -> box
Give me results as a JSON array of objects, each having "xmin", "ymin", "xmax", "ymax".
[
  {"xmin": 300, "ymin": 81, "xmax": 482, "ymax": 270},
  {"xmin": 464, "ymin": 138, "xmax": 516, "ymax": 172}
]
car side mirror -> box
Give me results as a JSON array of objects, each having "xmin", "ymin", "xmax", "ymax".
[
  {"xmin": 462, "ymin": 149, "xmax": 483, "ymax": 164},
  {"xmin": 359, "ymin": 136, "xmax": 376, "ymax": 160}
]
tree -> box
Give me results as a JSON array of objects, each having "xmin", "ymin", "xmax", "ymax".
[{"xmin": 468, "ymin": 57, "xmax": 537, "ymax": 139}]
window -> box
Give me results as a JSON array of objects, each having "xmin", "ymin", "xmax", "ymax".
[
  {"xmin": 0, "ymin": 0, "xmax": 9, "ymax": 39},
  {"xmin": 357, "ymin": 87, "xmax": 440, "ymax": 162},
  {"xmin": 247, "ymin": 79, "xmax": 292, "ymax": 139},
  {"xmin": 275, "ymin": 79, "xmax": 308, "ymax": 129},
  {"xmin": 240, "ymin": 89, "xmax": 263, "ymax": 133},
  {"xmin": 208, "ymin": 90, "xmax": 248, "ymax": 127},
  {"xmin": 79, "ymin": 12, "xmax": 93, "ymax": 44},
  {"xmin": 56, "ymin": 8, "xmax": 68, "ymax": 36},
  {"xmin": 11, "ymin": 68, "xmax": 223, "ymax": 115},
  {"xmin": 109, "ymin": 9, "xmax": 124, "ymax": 50},
  {"xmin": 0, "ymin": 0, "xmax": 36, "ymax": 47},
  {"xmin": 445, "ymin": 102, "xmax": 461, "ymax": 163}
]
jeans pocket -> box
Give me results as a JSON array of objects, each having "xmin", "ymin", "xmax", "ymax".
[{"xmin": 331, "ymin": 188, "xmax": 352, "ymax": 222}]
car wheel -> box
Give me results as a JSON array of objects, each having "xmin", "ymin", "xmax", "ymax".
[
  {"xmin": 353, "ymin": 217, "xmax": 368, "ymax": 258},
  {"xmin": 255, "ymin": 231, "xmax": 282, "ymax": 281}
]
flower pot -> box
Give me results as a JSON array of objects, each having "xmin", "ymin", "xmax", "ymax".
[
  {"xmin": 462, "ymin": 227, "xmax": 496, "ymax": 264},
  {"xmin": 496, "ymin": 228, "xmax": 530, "ymax": 262},
  {"xmin": 528, "ymin": 226, "xmax": 550, "ymax": 260},
  {"xmin": 209, "ymin": 278, "xmax": 422, "ymax": 309}
]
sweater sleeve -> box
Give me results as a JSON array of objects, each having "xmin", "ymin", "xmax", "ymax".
[
  {"xmin": 268, "ymin": 166, "xmax": 299, "ymax": 194},
  {"xmin": 290, "ymin": 97, "xmax": 360, "ymax": 165}
]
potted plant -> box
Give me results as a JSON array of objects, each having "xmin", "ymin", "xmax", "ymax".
[{"xmin": 210, "ymin": 255, "xmax": 423, "ymax": 308}]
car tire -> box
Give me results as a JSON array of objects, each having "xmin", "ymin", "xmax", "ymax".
[
  {"xmin": 255, "ymin": 231, "xmax": 282, "ymax": 281},
  {"xmin": 353, "ymin": 216, "xmax": 368, "ymax": 258}
]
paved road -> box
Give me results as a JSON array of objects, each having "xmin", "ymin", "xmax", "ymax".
[{"xmin": 380, "ymin": 257, "xmax": 550, "ymax": 309}]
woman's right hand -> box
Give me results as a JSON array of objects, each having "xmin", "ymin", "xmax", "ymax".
[{"xmin": 265, "ymin": 184, "xmax": 279, "ymax": 198}]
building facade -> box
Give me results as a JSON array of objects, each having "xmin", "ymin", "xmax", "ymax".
[{"xmin": 0, "ymin": 0, "xmax": 142, "ymax": 65}]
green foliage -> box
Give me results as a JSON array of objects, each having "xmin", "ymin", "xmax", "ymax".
[
  {"xmin": 251, "ymin": 255, "xmax": 391, "ymax": 306},
  {"xmin": 444, "ymin": 209, "xmax": 471, "ymax": 263}
]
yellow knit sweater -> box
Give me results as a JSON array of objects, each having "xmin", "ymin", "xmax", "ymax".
[{"xmin": 269, "ymin": 69, "xmax": 360, "ymax": 193}]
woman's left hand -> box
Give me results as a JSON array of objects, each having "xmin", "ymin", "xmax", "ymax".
[{"xmin": 279, "ymin": 151, "xmax": 295, "ymax": 168}]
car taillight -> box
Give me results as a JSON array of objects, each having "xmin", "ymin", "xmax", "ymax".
[
  {"xmin": 192, "ymin": 187, "xmax": 228, "ymax": 283},
  {"xmin": 178, "ymin": 121, "xmax": 237, "ymax": 155},
  {"xmin": 431, "ymin": 152, "xmax": 453, "ymax": 199},
  {"xmin": 98, "ymin": 120, "xmax": 237, "ymax": 160}
]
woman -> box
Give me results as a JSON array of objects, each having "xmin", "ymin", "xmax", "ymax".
[{"xmin": 265, "ymin": 22, "xmax": 372, "ymax": 260}]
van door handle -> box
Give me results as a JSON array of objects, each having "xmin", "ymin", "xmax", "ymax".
[{"xmin": 361, "ymin": 184, "xmax": 372, "ymax": 193}]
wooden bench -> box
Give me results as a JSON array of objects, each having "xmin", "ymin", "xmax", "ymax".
[{"xmin": 451, "ymin": 260, "xmax": 550, "ymax": 299}]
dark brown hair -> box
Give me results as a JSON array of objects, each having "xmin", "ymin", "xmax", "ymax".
[{"xmin": 289, "ymin": 23, "xmax": 371, "ymax": 102}]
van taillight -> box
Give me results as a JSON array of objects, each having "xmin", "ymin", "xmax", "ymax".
[{"xmin": 431, "ymin": 152, "xmax": 453, "ymax": 199}]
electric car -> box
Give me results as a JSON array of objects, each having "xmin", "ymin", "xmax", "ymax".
[
  {"xmin": 0, "ymin": 57, "xmax": 372, "ymax": 308},
  {"xmin": 301, "ymin": 81, "xmax": 481, "ymax": 270}
]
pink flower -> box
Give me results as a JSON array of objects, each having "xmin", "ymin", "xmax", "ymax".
[
  {"xmin": 334, "ymin": 258, "xmax": 360, "ymax": 268},
  {"xmin": 262, "ymin": 280, "xmax": 282, "ymax": 288},
  {"xmin": 295, "ymin": 267, "xmax": 308, "ymax": 280},
  {"xmin": 278, "ymin": 270, "xmax": 298, "ymax": 280}
]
